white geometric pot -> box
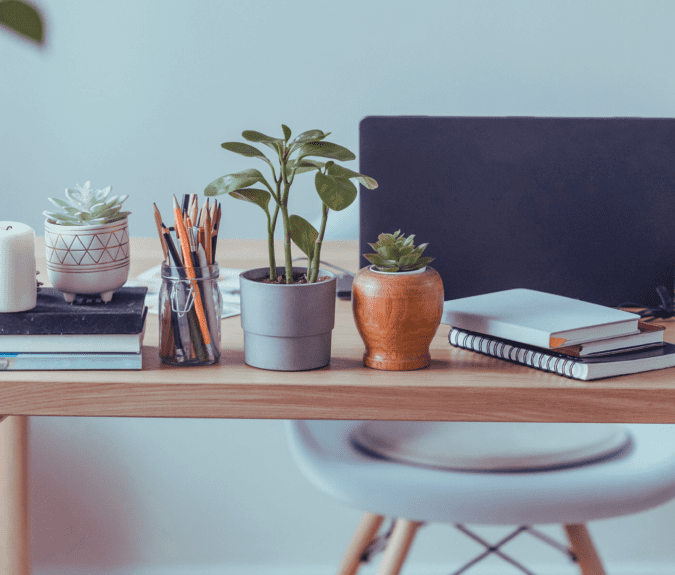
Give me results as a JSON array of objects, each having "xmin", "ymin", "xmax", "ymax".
[{"xmin": 44, "ymin": 217, "xmax": 130, "ymax": 303}]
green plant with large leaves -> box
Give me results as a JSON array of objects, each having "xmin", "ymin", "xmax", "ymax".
[
  {"xmin": 0, "ymin": 0, "xmax": 44, "ymax": 45},
  {"xmin": 204, "ymin": 125, "xmax": 378, "ymax": 283}
]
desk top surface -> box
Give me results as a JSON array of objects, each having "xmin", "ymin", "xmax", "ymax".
[{"xmin": 1, "ymin": 237, "xmax": 674, "ymax": 422}]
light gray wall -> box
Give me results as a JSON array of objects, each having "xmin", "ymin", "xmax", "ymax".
[{"xmin": 3, "ymin": 0, "xmax": 675, "ymax": 572}]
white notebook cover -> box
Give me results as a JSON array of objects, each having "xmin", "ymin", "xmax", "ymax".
[{"xmin": 442, "ymin": 288, "xmax": 640, "ymax": 348}]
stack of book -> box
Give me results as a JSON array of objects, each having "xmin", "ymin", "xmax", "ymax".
[
  {"xmin": 442, "ymin": 288, "xmax": 675, "ymax": 381},
  {"xmin": 0, "ymin": 287, "xmax": 147, "ymax": 370}
]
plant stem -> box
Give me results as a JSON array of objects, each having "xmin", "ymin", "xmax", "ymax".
[
  {"xmin": 280, "ymin": 157, "xmax": 294, "ymax": 284},
  {"xmin": 280, "ymin": 199, "xmax": 293, "ymax": 284},
  {"xmin": 266, "ymin": 209, "xmax": 277, "ymax": 281},
  {"xmin": 309, "ymin": 203, "xmax": 329, "ymax": 283}
]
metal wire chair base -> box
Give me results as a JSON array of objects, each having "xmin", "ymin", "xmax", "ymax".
[{"xmin": 359, "ymin": 520, "xmax": 578, "ymax": 575}]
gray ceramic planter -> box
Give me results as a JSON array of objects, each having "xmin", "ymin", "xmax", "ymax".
[{"xmin": 239, "ymin": 267, "xmax": 337, "ymax": 371}]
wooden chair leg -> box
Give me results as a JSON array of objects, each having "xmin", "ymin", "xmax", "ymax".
[
  {"xmin": 0, "ymin": 415, "xmax": 30, "ymax": 575},
  {"xmin": 376, "ymin": 519, "xmax": 422, "ymax": 575},
  {"xmin": 337, "ymin": 512, "xmax": 385, "ymax": 575},
  {"xmin": 564, "ymin": 524, "xmax": 606, "ymax": 575}
]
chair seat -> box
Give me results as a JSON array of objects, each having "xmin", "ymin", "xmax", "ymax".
[
  {"xmin": 286, "ymin": 421, "xmax": 675, "ymax": 525},
  {"xmin": 350, "ymin": 422, "xmax": 631, "ymax": 472}
]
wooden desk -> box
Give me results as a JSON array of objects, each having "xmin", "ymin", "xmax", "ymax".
[
  {"xmin": 2, "ymin": 237, "xmax": 675, "ymax": 423},
  {"xmin": 2, "ymin": 237, "xmax": 675, "ymax": 573}
]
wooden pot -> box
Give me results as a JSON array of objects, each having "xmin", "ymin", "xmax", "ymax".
[{"xmin": 351, "ymin": 266, "xmax": 444, "ymax": 370}]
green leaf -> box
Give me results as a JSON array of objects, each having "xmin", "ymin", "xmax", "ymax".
[
  {"xmin": 43, "ymin": 210, "xmax": 79, "ymax": 222},
  {"xmin": 221, "ymin": 141, "xmax": 276, "ymax": 171},
  {"xmin": 288, "ymin": 159, "xmax": 324, "ymax": 176},
  {"xmin": 411, "ymin": 256, "xmax": 434, "ymax": 269},
  {"xmin": 398, "ymin": 253, "xmax": 421, "ymax": 268},
  {"xmin": 0, "ymin": 0, "xmax": 44, "ymax": 44},
  {"xmin": 290, "ymin": 129, "xmax": 329, "ymax": 147},
  {"xmin": 363, "ymin": 253, "xmax": 398, "ymax": 270},
  {"xmin": 221, "ymin": 141, "xmax": 268, "ymax": 160},
  {"xmin": 374, "ymin": 245, "xmax": 400, "ymax": 260},
  {"xmin": 242, "ymin": 130, "xmax": 284, "ymax": 155},
  {"xmin": 289, "ymin": 215, "xmax": 318, "ymax": 260},
  {"xmin": 376, "ymin": 232, "xmax": 398, "ymax": 246},
  {"xmin": 281, "ymin": 124, "xmax": 292, "ymax": 142},
  {"xmin": 297, "ymin": 141, "xmax": 356, "ymax": 162},
  {"xmin": 413, "ymin": 243, "xmax": 428, "ymax": 257},
  {"xmin": 204, "ymin": 168, "xmax": 268, "ymax": 196},
  {"xmin": 315, "ymin": 172, "xmax": 358, "ymax": 212},
  {"xmin": 325, "ymin": 164, "xmax": 379, "ymax": 189},
  {"xmin": 242, "ymin": 130, "xmax": 282, "ymax": 144},
  {"xmin": 106, "ymin": 211, "xmax": 131, "ymax": 222},
  {"xmin": 228, "ymin": 188, "xmax": 271, "ymax": 214}
]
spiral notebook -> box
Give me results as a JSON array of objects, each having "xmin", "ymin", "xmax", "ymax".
[{"xmin": 449, "ymin": 327, "xmax": 675, "ymax": 381}]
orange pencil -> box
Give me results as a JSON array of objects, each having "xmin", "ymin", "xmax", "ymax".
[{"xmin": 173, "ymin": 195, "xmax": 212, "ymax": 347}]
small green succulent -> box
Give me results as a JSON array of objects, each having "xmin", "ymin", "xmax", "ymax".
[
  {"xmin": 43, "ymin": 181, "xmax": 131, "ymax": 226},
  {"xmin": 364, "ymin": 230, "xmax": 434, "ymax": 273}
]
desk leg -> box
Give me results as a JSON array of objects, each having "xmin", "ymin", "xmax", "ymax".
[{"xmin": 0, "ymin": 416, "xmax": 30, "ymax": 575}]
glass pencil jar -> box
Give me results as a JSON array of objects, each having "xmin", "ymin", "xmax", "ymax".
[{"xmin": 158, "ymin": 262, "xmax": 222, "ymax": 366}]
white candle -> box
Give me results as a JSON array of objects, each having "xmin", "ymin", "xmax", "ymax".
[{"xmin": 0, "ymin": 221, "xmax": 37, "ymax": 313}]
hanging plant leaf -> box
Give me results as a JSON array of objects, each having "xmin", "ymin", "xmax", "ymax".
[
  {"xmin": 288, "ymin": 158, "xmax": 325, "ymax": 176},
  {"xmin": 290, "ymin": 129, "xmax": 329, "ymax": 148},
  {"xmin": 228, "ymin": 188, "xmax": 271, "ymax": 214},
  {"xmin": 326, "ymin": 163, "xmax": 379, "ymax": 189},
  {"xmin": 221, "ymin": 141, "xmax": 275, "ymax": 171},
  {"xmin": 289, "ymin": 214, "xmax": 318, "ymax": 261},
  {"xmin": 297, "ymin": 141, "xmax": 356, "ymax": 162},
  {"xmin": 204, "ymin": 168, "xmax": 268, "ymax": 196},
  {"xmin": 242, "ymin": 130, "xmax": 284, "ymax": 155},
  {"xmin": 0, "ymin": 0, "xmax": 44, "ymax": 44},
  {"xmin": 315, "ymin": 172, "xmax": 358, "ymax": 212}
]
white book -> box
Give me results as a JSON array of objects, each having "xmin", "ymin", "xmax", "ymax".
[
  {"xmin": 442, "ymin": 288, "xmax": 640, "ymax": 349},
  {"xmin": 0, "ymin": 351, "xmax": 142, "ymax": 370},
  {"xmin": 0, "ymin": 320, "xmax": 146, "ymax": 353}
]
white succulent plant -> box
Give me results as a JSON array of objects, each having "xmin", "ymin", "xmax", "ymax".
[{"xmin": 43, "ymin": 181, "xmax": 131, "ymax": 226}]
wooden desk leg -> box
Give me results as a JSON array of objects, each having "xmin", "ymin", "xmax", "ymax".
[{"xmin": 0, "ymin": 416, "xmax": 30, "ymax": 575}]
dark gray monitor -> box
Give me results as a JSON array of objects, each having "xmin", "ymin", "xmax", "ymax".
[{"xmin": 359, "ymin": 116, "xmax": 675, "ymax": 307}]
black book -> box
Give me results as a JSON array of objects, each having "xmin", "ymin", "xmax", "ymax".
[{"xmin": 0, "ymin": 287, "xmax": 148, "ymax": 335}]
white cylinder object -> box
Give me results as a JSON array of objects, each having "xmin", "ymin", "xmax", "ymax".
[{"xmin": 0, "ymin": 222, "xmax": 37, "ymax": 313}]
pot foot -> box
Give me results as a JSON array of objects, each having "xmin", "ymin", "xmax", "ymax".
[
  {"xmin": 364, "ymin": 353, "xmax": 431, "ymax": 371},
  {"xmin": 100, "ymin": 290, "xmax": 114, "ymax": 303},
  {"xmin": 62, "ymin": 292, "xmax": 76, "ymax": 303}
]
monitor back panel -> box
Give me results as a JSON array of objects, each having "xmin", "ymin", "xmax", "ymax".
[{"xmin": 359, "ymin": 116, "xmax": 675, "ymax": 306}]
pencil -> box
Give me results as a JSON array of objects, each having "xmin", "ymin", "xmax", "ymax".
[
  {"xmin": 173, "ymin": 195, "xmax": 212, "ymax": 348},
  {"xmin": 211, "ymin": 201, "xmax": 221, "ymax": 261},
  {"xmin": 161, "ymin": 223, "xmax": 183, "ymax": 267},
  {"xmin": 204, "ymin": 199, "xmax": 212, "ymax": 264},
  {"xmin": 154, "ymin": 205, "xmax": 185, "ymax": 361},
  {"xmin": 190, "ymin": 194, "xmax": 198, "ymax": 227},
  {"xmin": 153, "ymin": 203, "xmax": 169, "ymax": 264},
  {"xmin": 197, "ymin": 242, "xmax": 219, "ymax": 340}
]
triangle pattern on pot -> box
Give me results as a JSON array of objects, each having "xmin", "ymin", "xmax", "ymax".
[{"xmin": 46, "ymin": 227, "xmax": 129, "ymax": 267}]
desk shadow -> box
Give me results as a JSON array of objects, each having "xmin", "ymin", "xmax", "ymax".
[{"xmin": 30, "ymin": 417, "xmax": 146, "ymax": 568}]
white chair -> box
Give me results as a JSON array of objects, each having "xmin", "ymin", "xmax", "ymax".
[{"xmin": 286, "ymin": 420, "xmax": 675, "ymax": 575}]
